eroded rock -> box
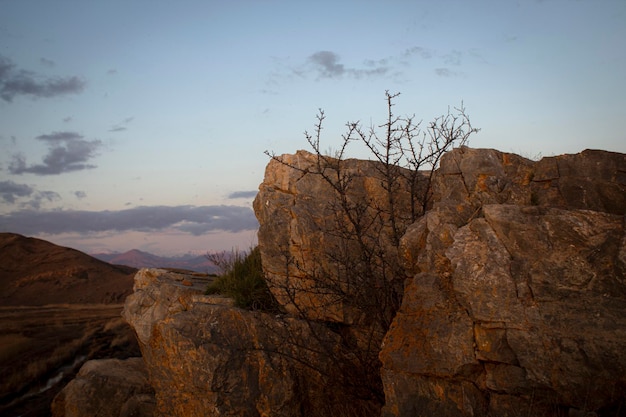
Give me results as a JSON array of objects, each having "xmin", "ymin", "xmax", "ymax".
[
  {"xmin": 51, "ymin": 357, "xmax": 154, "ymax": 417},
  {"xmin": 122, "ymin": 268, "xmax": 380, "ymax": 417},
  {"xmin": 381, "ymin": 147, "xmax": 626, "ymax": 416},
  {"xmin": 253, "ymin": 150, "xmax": 421, "ymax": 325}
]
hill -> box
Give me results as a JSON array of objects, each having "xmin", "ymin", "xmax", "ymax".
[
  {"xmin": 0, "ymin": 233, "xmax": 141, "ymax": 416},
  {"xmin": 92, "ymin": 249, "xmax": 218, "ymax": 274},
  {"xmin": 0, "ymin": 233, "xmax": 137, "ymax": 306}
]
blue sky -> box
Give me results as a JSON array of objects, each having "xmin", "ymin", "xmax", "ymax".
[{"xmin": 1, "ymin": 0, "xmax": 624, "ymax": 255}]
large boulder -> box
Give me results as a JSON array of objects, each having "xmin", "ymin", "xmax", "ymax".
[
  {"xmin": 380, "ymin": 147, "xmax": 626, "ymax": 416},
  {"xmin": 122, "ymin": 268, "xmax": 380, "ymax": 417},
  {"xmin": 51, "ymin": 357, "xmax": 155, "ymax": 417}
]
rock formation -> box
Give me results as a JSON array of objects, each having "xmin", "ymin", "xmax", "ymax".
[
  {"xmin": 253, "ymin": 150, "xmax": 418, "ymax": 326},
  {"xmin": 121, "ymin": 268, "xmax": 380, "ymax": 417},
  {"xmin": 51, "ymin": 357, "xmax": 155, "ymax": 417},
  {"xmin": 381, "ymin": 147, "xmax": 626, "ymax": 416},
  {"xmin": 64, "ymin": 147, "xmax": 626, "ymax": 416}
]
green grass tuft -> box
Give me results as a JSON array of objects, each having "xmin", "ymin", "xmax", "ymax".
[{"xmin": 205, "ymin": 246, "xmax": 277, "ymax": 311}]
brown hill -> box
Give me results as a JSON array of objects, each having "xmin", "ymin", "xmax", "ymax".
[
  {"xmin": 0, "ymin": 233, "xmax": 141, "ymax": 416},
  {"xmin": 0, "ymin": 233, "xmax": 137, "ymax": 306}
]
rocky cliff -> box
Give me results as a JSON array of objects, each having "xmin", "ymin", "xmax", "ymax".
[
  {"xmin": 381, "ymin": 148, "xmax": 626, "ymax": 416},
  {"xmin": 60, "ymin": 147, "xmax": 626, "ymax": 416}
]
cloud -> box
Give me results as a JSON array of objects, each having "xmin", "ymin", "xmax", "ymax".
[
  {"xmin": 0, "ymin": 180, "xmax": 33, "ymax": 204},
  {"xmin": 434, "ymin": 68, "xmax": 462, "ymax": 77},
  {"xmin": 109, "ymin": 116, "xmax": 134, "ymax": 132},
  {"xmin": 403, "ymin": 46, "xmax": 433, "ymax": 60},
  {"xmin": 266, "ymin": 46, "xmax": 433, "ymax": 88},
  {"xmin": 0, "ymin": 205, "xmax": 259, "ymax": 236},
  {"xmin": 9, "ymin": 131, "xmax": 103, "ymax": 175},
  {"xmin": 0, "ymin": 180, "xmax": 60, "ymax": 208},
  {"xmin": 74, "ymin": 190, "xmax": 87, "ymax": 199},
  {"xmin": 36, "ymin": 131, "xmax": 83, "ymax": 142},
  {"xmin": 266, "ymin": 45, "xmax": 473, "ymax": 89},
  {"xmin": 309, "ymin": 51, "xmax": 346, "ymax": 78},
  {"xmin": 40, "ymin": 58, "xmax": 55, "ymax": 67},
  {"xmin": 31, "ymin": 191, "xmax": 61, "ymax": 209},
  {"xmin": 228, "ymin": 190, "xmax": 258, "ymax": 199},
  {"xmin": 307, "ymin": 50, "xmax": 389, "ymax": 80},
  {"xmin": 0, "ymin": 54, "xmax": 85, "ymax": 102},
  {"xmin": 442, "ymin": 50, "xmax": 462, "ymax": 66}
]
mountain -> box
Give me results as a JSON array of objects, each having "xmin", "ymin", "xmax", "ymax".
[
  {"xmin": 92, "ymin": 249, "xmax": 218, "ymax": 274},
  {"xmin": 0, "ymin": 233, "xmax": 137, "ymax": 306}
]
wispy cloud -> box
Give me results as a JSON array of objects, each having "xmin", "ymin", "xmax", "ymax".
[
  {"xmin": 442, "ymin": 50, "xmax": 462, "ymax": 66},
  {"xmin": 9, "ymin": 131, "xmax": 103, "ymax": 175},
  {"xmin": 0, "ymin": 205, "xmax": 259, "ymax": 236},
  {"xmin": 40, "ymin": 57, "xmax": 55, "ymax": 68},
  {"xmin": 402, "ymin": 46, "xmax": 434, "ymax": 60},
  {"xmin": 265, "ymin": 45, "xmax": 442, "ymax": 90},
  {"xmin": 307, "ymin": 50, "xmax": 389, "ymax": 80},
  {"xmin": 74, "ymin": 190, "xmax": 87, "ymax": 199},
  {"xmin": 0, "ymin": 55, "xmax": 85, "ymax": 102},
  {"xmin": 109, "ymin": 116, "xmax": 134, "ymax": 132},
  {"xmin": 434, "ymin": 68, "xmax": 462, "ymax": 77},
  {"xmin": 228, "ymin": 190, "xmax": 258, "ymax": 199}
]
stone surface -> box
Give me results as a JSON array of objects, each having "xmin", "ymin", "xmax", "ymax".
[
  {"xmin": 91, "ymin": 147, "xmax": 626, "ymax": 417},
  {"xmin": 51, "ymin": 357, "xmax": 155, "ymax": 417},
  {"xmin": 253, "ymin": 150, "xmax": 420, "ymax": 325},
  {"xmin": 122, "ymin": 268, "xmax": 381, "ymax": 417},
  {"xmin": 380, "ymin": 147, "xmax": 626, "ymax": 416}
]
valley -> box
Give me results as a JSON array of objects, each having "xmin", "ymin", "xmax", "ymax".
[{"xmin": 0, "ymin": 304, "xmax": 140, "ymax": 417}]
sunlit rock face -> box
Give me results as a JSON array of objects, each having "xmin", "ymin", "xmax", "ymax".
[
  {"xmin": 253, "ymin": 150, "xmax": 420, "ymax": 325},
  {"xmin": 122, "ymin": 268, "xmax": 380, "ymax": 417},
  {"xmin": 380, "ymin": 147, "xmax": 626, "ymax": 417}
]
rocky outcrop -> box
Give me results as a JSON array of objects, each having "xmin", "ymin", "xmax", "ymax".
[
  {"xmin": 51, "ymin": 357, "xmax": 155, "ymax": 417},
  {"xmin": 253, "ymin": 150, "xmax": 419, "ymax": 325},
  {"xmin": 380, "ymin": 147, "xmax": 626, "ymax": 416},
  {"xmin": 105, "ymin": 147, "xmax": 625, "ymax": 417},
  {"xmin": 122, "ymin": 268, "xmax": 379, "ymax": 417}
]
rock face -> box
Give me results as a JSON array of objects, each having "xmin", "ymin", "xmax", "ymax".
[
  {"xmin": 113, "ymin": 147, "xmax": 625, "ymax": 417},
  {"xmin": 51, "ymin": 357, "xmax": 155, "ymax": 417},
  {"xmin": 253, "ymin": 150, "xmax": 419, "ymax": 326},
  {"xmin": 122, "ymin": 268, "xmax": 379, "ymax": 417},
  {"xmin": 380, "ymin": 147, "xmax": 626, "ymax": 416}
]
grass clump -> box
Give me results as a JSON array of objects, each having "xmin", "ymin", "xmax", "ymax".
[{"xmin": 205, "ymin": 246, "xmax": 277, "ymax": 311}]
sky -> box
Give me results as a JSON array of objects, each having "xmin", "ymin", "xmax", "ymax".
[{"xmin": 0, "ymin": 0, "xmax": 625, "ymax": 256}]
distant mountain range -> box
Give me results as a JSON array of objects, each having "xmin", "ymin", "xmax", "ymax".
[{"xmin": 91, "ymin": 249, "xmax": 218, "ymax": 274}]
